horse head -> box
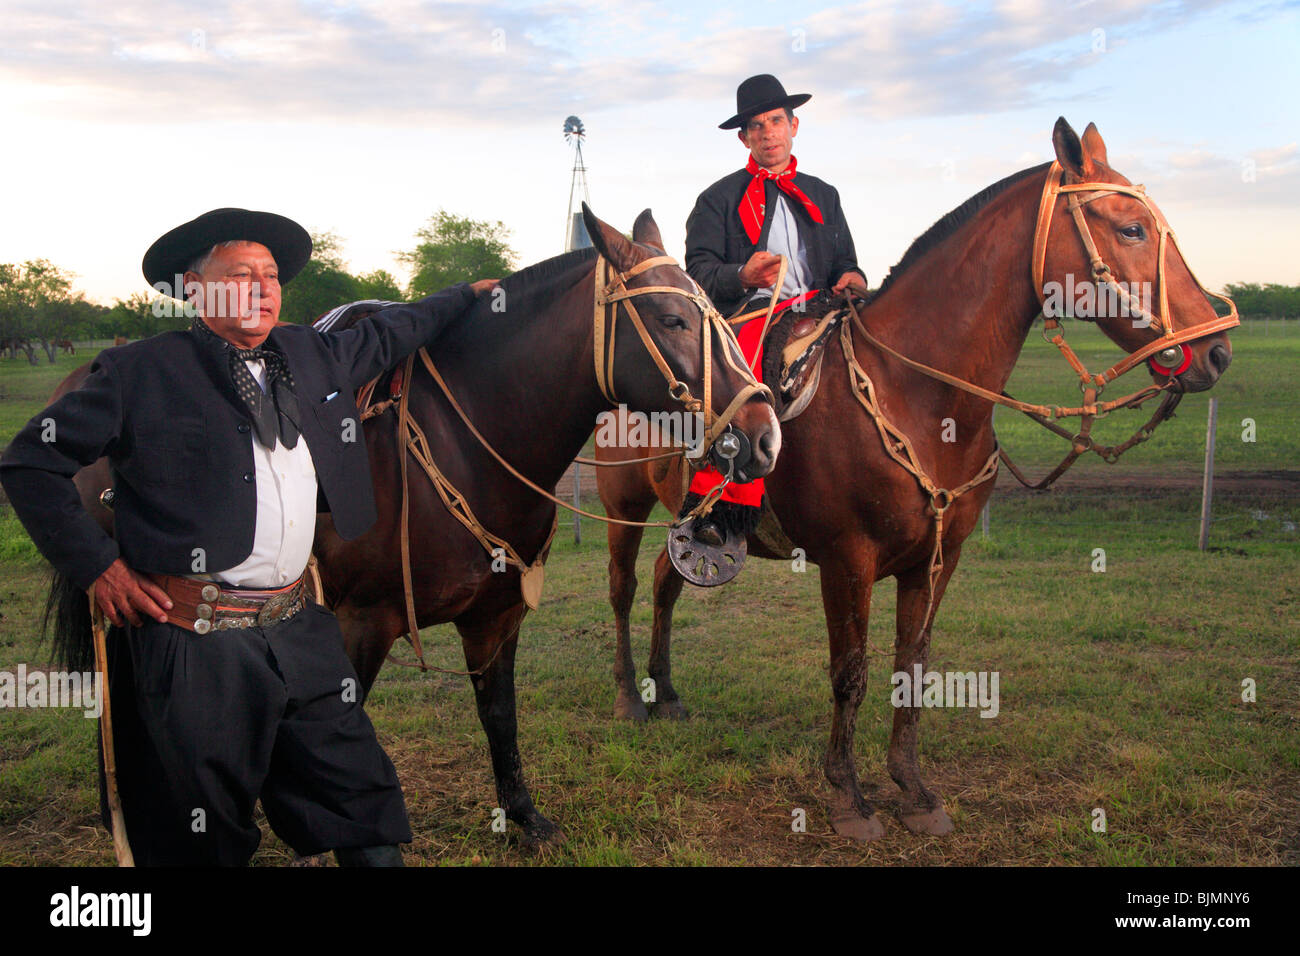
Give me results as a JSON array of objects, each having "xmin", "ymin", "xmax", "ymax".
[
  {"xmin": 1040, "ymin": 118, "xmax": 1236, "ymax": 393},
  {"xmin": 581, "ymin": 203, "xmax": 780, "ymax": 482}
]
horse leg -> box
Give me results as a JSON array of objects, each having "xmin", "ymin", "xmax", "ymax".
[
  {"xmin": 456, "ymin": 605, "xmax": 559, "ymax": 846},
  {"xmin": 647, "ymin": 546, "xmax": 688, "ymax": 719},
  {"xmin": 887, "ymin": 556, "xmax": 961, "ymax": 836},
  {"xmin": 333, "ymin": 601, "xmax": 405, "ymax": 700},
  {"xmin": 819, "ymin": 547, "xmax": 886, "ymax": 841},
  {"xmin": 608, "ymin": 518, "xmax": 650, "ymax": 722}
]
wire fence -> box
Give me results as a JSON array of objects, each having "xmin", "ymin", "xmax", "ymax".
[{"xmin": 558, "ymin": 396, "xmax": 1298, "ymax": 552}]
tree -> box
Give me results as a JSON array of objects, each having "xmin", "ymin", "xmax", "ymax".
[
  {"xmin": 106, "ymin": 292, "xmax": 183, "ymax": 340},
  {"xmin": 356, "ymin": 269, "xmax": 403, "ymax": 303},
  {"xmin": 1223, "ymin": 282, "xmax": 1300, "ymax": 318},
  {"xmin": 279, "ymin": 230, "xmax": 364, "ymax": 325},
  {"xmin": 0, "ymin": 259, "xmax": 92, "ymax": 363},
  {"xmin": 399, "ymin": 211, "xmax": 515, "ymax": 298}
]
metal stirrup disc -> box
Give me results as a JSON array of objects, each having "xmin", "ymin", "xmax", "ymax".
[{"xmin": 667, "ymin": 524, "xmax": 747, "ymax": 587}]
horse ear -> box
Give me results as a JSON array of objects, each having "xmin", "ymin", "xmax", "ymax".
[
  {"xmin": 1052, "ymin": 117, "xmax": 1093, "ymax": 179},
  {"xmin": 582, "ymin": 202, "xmax": 638, "ymax": 272},
  {"xmin": 1081, "ymin": 122, "xmax": 1109, "ymax": 170},
  {"xmin": 631, "ymin": 209, "xmax": 665, "ymax": 252}
]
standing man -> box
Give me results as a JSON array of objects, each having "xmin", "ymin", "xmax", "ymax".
[
  {"xmin": 0, "ymin": 208, "xmax": 496, "ymax": 866},
  {"xmin": 682, "ymin": 74, "xmax": 867, "ymax": 547}
]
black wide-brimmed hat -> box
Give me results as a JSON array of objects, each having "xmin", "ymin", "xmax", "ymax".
[
  {"xmin": 719, "ymin": 74, "xmax": 811, "ymax": 130},
  {"xmin": 141, "ymin": 207, "xmax": 312, "ymax": 290}
]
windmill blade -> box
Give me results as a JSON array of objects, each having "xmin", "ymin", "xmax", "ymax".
[{"xmin": 563, "ymin": 114, "xmax": 586, "ymax": 146}]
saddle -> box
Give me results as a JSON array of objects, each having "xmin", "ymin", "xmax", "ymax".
[
  {"xmin": 312, "ymin": 300, "xmax": 406, "ymax": 418},
  {"xmin": 751, "ymin": 291, "xmax": 852, "ymax": 422}
]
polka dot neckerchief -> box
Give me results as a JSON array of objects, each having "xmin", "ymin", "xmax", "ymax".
[{"xmin": 189, "ymin": 318, "xmax": 301, "ymax": 449}]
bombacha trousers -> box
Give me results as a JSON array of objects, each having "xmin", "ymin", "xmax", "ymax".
[{"xmin": 101, "ymin": 601, "xmax": 411, "ymax": 866}]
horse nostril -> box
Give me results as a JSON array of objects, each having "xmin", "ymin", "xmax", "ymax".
[
  {"xmin": 1208, "ymin": 344, "xmax": 1232, "ymax": 375},
  {"xmin": 759, "ymin": 429, "xmax": 776, "ymax": 462}
]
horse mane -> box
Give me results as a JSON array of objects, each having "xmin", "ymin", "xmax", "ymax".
[
  {"xmin": 431, "ymin": 245, "xmax": 601, "ymax": 352},
  {"xmin": 870, "ymin": 161, "xmax": 1052, "ymax": 300},
  {"xmin": 498, "ymin": 246, "xmax": 598, "ymax": 300}
]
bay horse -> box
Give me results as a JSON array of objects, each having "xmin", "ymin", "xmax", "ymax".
[
  {"xmin": 595, "ymin": 119, "xmax": 1236, "ymax": 840},
  {"xmin": 44, "ymin": 207, "xmax": 779, "ymax": 847}
]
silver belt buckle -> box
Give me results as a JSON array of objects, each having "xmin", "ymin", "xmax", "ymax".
[{"xmin": 256, "ymin": 583, "xmax": 301, "ymax": 626}]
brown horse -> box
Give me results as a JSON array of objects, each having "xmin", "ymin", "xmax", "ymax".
[
  {"xmin": 45, "ymin": 207, "xmax": 779, "ymax": 848},
  {"xmin": 311, "ymin": 207, "xmax": 777, "ymax": 842},
  {"xmin": 595, "ymin": 119, "xmax": 1236, "ymax": 840}
]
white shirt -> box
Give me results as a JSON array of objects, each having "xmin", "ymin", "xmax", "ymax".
[
  {"xmin": 198, "ymin": 358, "xmax": 319, "ymax": 589},
  {"xmin": 750, "ymin": 194, "xmax": 814, "ymax": 302}
]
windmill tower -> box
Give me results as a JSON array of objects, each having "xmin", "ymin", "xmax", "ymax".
[{"xmin": 563, "ymin": 115, "xmax": 592, "ymax": 251}]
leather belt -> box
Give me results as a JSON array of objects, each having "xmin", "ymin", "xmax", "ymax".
[{"xmin": 147, "ymin": 574, "xmax": 308, "ymax": 634}]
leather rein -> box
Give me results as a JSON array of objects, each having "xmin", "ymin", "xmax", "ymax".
[
  {"xmin": 835, "ymin": 160, "xmax": 1239, "ymax": 655},
  {"xmin": 845, "ymin": 159, "xmax": 1240, "ymax": 490},
  {"xmin": 379, "ymin": 252, "xmax": 771, "ymax": 672}
]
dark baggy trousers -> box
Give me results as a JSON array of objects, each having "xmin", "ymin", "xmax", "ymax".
[{"xmin": 100, "ymin": 602, "xmax": 411, "ymax": 866}]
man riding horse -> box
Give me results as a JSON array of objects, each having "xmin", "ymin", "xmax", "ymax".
[
  {"xmin": 0, "ymin": 208, "xmax": 497, "ymax": 866},
  {"xmin": 682, "ymin": 74, "xmax": 868, "ymax": 546}
]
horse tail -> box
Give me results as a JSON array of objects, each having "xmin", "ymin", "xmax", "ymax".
[{"xmin": 43, "ymin": 569, "xmax": 94, "ymax": 673}]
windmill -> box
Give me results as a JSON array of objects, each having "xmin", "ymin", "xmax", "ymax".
[{"xmin": 563, "ymin": 115, "xmax": 592, "ymax": 251}]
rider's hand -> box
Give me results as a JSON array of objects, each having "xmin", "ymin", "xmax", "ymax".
[
  {"xmin": 832, "ymin": 271, "xmax": 868, "ymax": 297},
  {"xmin": 470, "ymin": 279, "xmax": 501, "ymax": 296},
  {"xmin": 92, "ymin": 558, "xmax": 172, "ymax": 628},
  {"xmin": 738, "ymin": 251, "xmax": 783, "ymax": 290}
]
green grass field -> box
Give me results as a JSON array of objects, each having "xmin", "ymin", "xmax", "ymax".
[{"xmin": 0, "ymin": 321, "xmax": 1296, "ymax": 865}]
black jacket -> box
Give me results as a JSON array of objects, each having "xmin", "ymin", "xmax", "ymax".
[
  {"xmin": 685, "ymin": 166, "xmax": 865, "ymax": 317},
  {"xmin": 0, "ymin": 284, "xmax": 477, "ymax": 590}
]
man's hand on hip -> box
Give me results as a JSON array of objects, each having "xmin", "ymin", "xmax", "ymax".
[
  {"xmin": 93, "ymin": 558, "xmax": 173, "ymax": 628},
  {"xmin": 832, "ymin": 271, "xmax": 868, "ymax": 297},
  {"xmin": 470, "ymin": 279, "xmax": 500, "ymax": 296},
  {"xmin": 739, "ymin": 251, "xmax": 783, "ymax": 290}
]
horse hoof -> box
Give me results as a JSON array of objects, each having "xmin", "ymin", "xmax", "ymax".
[
  {"xmin": 829, "ymin": 809, "xmax": 886, "ymax": 842},
  {"xmin": 614, "ymin": 695, "xmax": 649, "ymax": 722},
  {"xmin": 900, "ymin": 807, "xmax": 954, "ymax": 836},
  {"xmin": 521, "ymin": 816, "xmax": 565, "ymax": 849},
  {"xmin": 650, "ymin": 698, "xmax": 689, "ymax": 720}
]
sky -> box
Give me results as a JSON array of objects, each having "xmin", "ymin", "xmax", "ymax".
[{"xmin": 1, "ymin": 0, "xmax": 1297, "ymax": 305}]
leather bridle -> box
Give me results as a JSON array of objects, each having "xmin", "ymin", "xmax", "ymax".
[
  {"xmin": 835, "ymin": 159, "xmax": 1241, "ymax": 651},
  {"xmin": 1030, "ymin": 159, "xmax": 1240, "ymax": 387},
  {"xmin": 845, "ymin": 159, "xmax": 1241, "ymax": 490},
  {"xmin": 593, "ymin": 253, "xmax": 772, "ymax": 457}
]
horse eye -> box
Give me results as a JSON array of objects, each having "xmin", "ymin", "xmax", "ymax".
[
  {"xmin": 1119, "ymin": 223, "xmax": 1146, "ymax": 241},
  {"xmin": 660, "ymin": 314, "xmax": 689, "ymax": 330}
]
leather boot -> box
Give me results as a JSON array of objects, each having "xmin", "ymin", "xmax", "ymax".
[
  {"xmin": 334, "ymin": 844, "xmax": 405, "ymax": 867},
  {"xmin": 692, "ymin": 517, "xmax": 726, "ymax": 548}
]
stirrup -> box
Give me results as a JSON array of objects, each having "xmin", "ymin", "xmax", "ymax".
[{"xmin": 667, "ymin": 520, "xmax": 746, "ymax": 587}]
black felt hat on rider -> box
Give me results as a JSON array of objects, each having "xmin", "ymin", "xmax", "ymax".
[
  {"xmin": 719, "ymin": 74, "xmax": 812, "ymax": 130},
  {"xmin": 141, "ymin": 207, "xmax": 313, "ymax": 290}
]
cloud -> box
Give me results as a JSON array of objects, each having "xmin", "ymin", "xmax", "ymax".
[
  {"xmin": 0, "ymin": 0, "xmax": 1253, "ymax": 127},
  {"xmin": 1113, "ymin": 141, "xmax": 1300, "ymax": 211}
]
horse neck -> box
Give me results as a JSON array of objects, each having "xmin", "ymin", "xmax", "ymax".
[
  {"xmin": 863, "ymin": 173, "xmax": 1045, "ymax": 431},
  {"xmin": 431, "ymin": 268, "xmax": 608, "ymax": 494}
]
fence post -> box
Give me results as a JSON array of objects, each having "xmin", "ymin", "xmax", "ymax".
[
  {"xmin": 572, "ymin": 460, "xmax": 582, "ymax": 545},
  {"xmin": 983, "ymin": 404, "xmax": 994, "ymax": 539},
  {"xmin": 1198, "ymin": 397, "xmax": 1219, "ymax": 551}
]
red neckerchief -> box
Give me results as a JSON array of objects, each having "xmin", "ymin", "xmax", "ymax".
[{"xmin": 738, "ymin": 154, "xmax": 824, "ymax": 245}]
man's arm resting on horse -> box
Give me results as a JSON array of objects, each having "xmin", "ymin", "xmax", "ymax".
[{"xmin": 317, "ymin": 281, "xmax": 493, "ymax": 389}]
